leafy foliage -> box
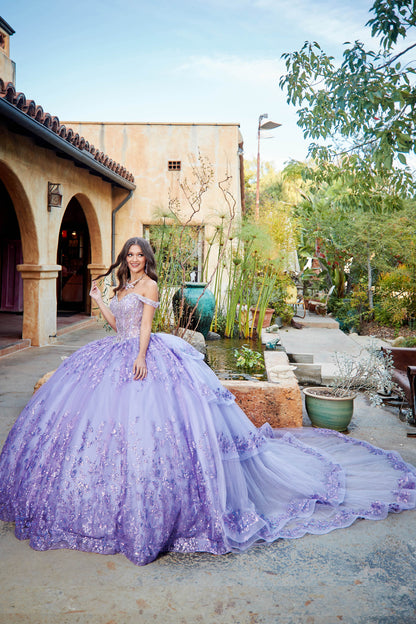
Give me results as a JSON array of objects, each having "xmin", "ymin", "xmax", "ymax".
[
  {"xmin": 330, "ymin": 284, "xmax": 371, "ymax": 333},
  {"xmin": 279, "ymin": 0, "xmax": 416, "ymax": 171},
  {"xmin": 91, "ymin": 275, "xmax": 115, "ymax": 332},
  {"xmin": 289, "ymin": 159, "xmax": 416, "ymax": 317},
  {"xmin": 233, "ymin": 345, "xmax": 265, "ymax": 371},
  {"xmin": 278, "ymin": 2, "xmax": 416, "ymax": 332},
  {"xmin": 374, "ymin": 265, "xmax": 416, "ymax": 327},
  {"xmin": 244, "ymin": 158, "xmax": 300, "ymax": 260},
  {"xmin": 400, "ymin": 336, "xmax": 416, "ymax": 347}
]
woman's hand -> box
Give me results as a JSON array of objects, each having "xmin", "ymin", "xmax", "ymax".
[
  {"xmin": 89, "ymin": 280, "xmax": 102, "ymax": 302},
  {"xmin": 133, "ymin": 355, "xmax": 148, "ymax": 380}
]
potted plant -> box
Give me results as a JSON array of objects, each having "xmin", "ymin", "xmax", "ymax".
[{"xmin": 303, "ymin": 343, "xmax": 403, "ymax": 432}]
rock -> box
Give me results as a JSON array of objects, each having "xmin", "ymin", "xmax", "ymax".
[
  {"xmin": 206, "ymin": 331, "xmax": 221, "ymax": 341},
  {"xmin": 223, "ymin": 379, "xmax": 302, "ymax": 428},
  {"xmin": 268, "ymin": 364, "xmax": 297, "ymax": 380},
  {"xmin": 265, "ymin": 324, "xmax": 281, "ymax": 333},
  {"xmin": 175, "ymin": 329, "xmax": 206, "ymax": 355},
  {"xmin": 392, "ymin": 337, "xmax": 406, "ymax": 347}
]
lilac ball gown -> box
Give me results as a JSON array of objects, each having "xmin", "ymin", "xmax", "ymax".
[{"xmin": 0, "ymin": 292, "xmax": 415, "ymax": 566}]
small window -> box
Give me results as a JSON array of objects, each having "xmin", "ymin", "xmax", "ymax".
[{"xmin": 168, "ymin": 160, "xmax": 181, "ymax": 171}]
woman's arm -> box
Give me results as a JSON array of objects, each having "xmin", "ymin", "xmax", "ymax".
[
  {"xmin": 89, "ymin": 280, "xmax": 117, "ymax": 331},
  {"xmin": 133, "ymin": 281, "xmax": 158, "ymax": 380}
]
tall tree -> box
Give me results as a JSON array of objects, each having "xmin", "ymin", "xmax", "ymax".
[{"xmin": 280, "ymin": 0, "xmax": 416, "ymax": 171}]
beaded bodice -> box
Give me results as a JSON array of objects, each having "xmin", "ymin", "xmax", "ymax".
[{"xmin": 110, "ymin": 293, "xmax": 159, "ymax": 340}]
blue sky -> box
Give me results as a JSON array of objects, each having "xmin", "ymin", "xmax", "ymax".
[{"xmin": 3, "ymin": 0, "xmax": 375, "ymax": 168}]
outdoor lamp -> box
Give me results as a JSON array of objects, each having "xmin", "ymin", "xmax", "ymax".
[{"xmin": 255, "ymin": 115, "xmax": 281, "ymax": 220}]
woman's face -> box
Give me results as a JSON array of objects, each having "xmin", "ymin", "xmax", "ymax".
[{"xmin": 126, "ymin": 244, "xmax": 146, "ymax": 276}]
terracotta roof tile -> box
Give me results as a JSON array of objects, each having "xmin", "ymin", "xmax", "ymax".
[{"xmin": 0, "ymin": 80, "xmax": 134, "ymax": 183}]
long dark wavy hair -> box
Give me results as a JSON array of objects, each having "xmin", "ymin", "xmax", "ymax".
[{"xmin": 98, "ymin": 237, "xmax": 158, "ymax": 294}]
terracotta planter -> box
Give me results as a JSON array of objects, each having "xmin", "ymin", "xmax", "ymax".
[
  {"xmin": 250, "ymin": 307, "xmax": 275, "ymax": 329},
  {"xmin": 303, "ymin": 386, "xmax": 356, "ymax": 432}
]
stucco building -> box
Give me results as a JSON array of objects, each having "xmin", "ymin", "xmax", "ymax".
[
  {"xmin": 0, "ymin": 17, "xmax": 243, "ymax": 352},
  {"xmin": 67, "ymin": 121, "xmax": 244, "ymax": 278}
]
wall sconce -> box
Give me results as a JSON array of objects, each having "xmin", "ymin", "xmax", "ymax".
[{"xmin": 48, "ymin": 182, "xmax": 63, "ymax": 211}]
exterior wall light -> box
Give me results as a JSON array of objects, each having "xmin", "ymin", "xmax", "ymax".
[{"xmin": 48, "ymin": 182, "xmax": 63, "ymax": 211}]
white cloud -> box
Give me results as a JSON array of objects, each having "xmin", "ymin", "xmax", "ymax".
[
  {"xmin": 175, "ymin": 55, "xmax": 287, "ymax": 85},
  {"xmin": 253, "ymin": 0, "xmax": 375, "ymax": 48}
]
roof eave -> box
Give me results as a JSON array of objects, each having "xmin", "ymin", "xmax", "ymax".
[
  {"xmin": 0, "ymin": 97, "xmax": 135, "ymax": 190},
  {"xmin": 0, "ymin": 17, "xmax": 15, "ymax": 36}
]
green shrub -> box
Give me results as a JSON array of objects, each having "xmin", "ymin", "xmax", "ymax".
[
  {"xmin": 330, "ymin": 285, "xmax": 370, "ymax": 333},
  {"xmin": 268, "ymin": 280, "xmax": 295, "ymax": 325},
  {"xmin": 374, "ymin": 266, "xmax": 416, "ymax": 329},
  {"xmin": 212, "ymin": 310, "xmax": 239, "ymax": 338},
  {"xmin": 401, "ymin": 337, "xmax": 416, "ymax": 348}
]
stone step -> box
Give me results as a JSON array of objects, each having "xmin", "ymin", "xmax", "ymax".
[
  {"xmin": 55, "ymin": 317, "xmax": 97, "ymax": 337},
  {"xmin": 0, "ymin": 338, "xmax": 31, "ymax": 358},
  {"xmin": 291, "ymin": 362, "xmax": 322, "ymax": 385},
  {"xmin": 296, "ymin": 315, "xmax": 339, "ymax": 329}
]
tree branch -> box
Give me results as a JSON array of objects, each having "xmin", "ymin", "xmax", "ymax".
[{"xmin": 376, "ymin": 42, "xmax": 416, "ymax": 69}]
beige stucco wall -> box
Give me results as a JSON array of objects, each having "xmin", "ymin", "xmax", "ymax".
[
  {"xmin": 65, "ymin": 122, "xmax": 243, "ymax": 278},
  {"xmin": 0, "ymin": 121, "xmax": 116, "ymax": 345},
  {"xmin": 0, "ymin": 49, "xmax": 15, "ymax": 84},
  {"xmin": 0, "ymin": 23, "xmax": 15, "ymax": 85}
]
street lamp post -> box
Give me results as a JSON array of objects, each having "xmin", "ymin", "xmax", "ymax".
[{"xmin": 255, "ymin": 114, "xmax": 281, "ymax": 221}]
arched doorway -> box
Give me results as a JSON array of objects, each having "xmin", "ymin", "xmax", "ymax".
[
  {"xmin": 57, "ymin": 198, "xmax": 91, "ymax": 314},
  {"xmin": 0, "ymin": 177, "xmax": 25, "ymax": 348},
  {"xmin": 0, "ymin": 178, "xmax": 23, "ymax": 312}
]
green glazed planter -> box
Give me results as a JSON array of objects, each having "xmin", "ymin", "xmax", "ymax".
[
  {"xmin": 172, "ymin": 282, "xmax": 215, "ymax": 338},
  {"xmin": 303, "ymin": 386, "xmax": 356, "ymax": 432}
]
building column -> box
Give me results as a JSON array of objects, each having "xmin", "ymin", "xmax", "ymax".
[{"xmin": 17, "ymin": 264, "xmax": 61, "ymax": 346}]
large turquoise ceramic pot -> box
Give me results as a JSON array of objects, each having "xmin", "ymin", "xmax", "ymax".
[
  {"xmin": 172, "ymin": 282, "xmax": 216, "ymax": 338},
  {"xmin": 303, "ymin": 387, "xmax": 356, "ymax": 432}
]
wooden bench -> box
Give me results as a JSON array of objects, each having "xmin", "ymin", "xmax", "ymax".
[{"xmin": 381, "ymin": 347, "xmax": 416, "ymax": 423}]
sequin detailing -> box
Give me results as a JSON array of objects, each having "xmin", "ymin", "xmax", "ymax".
[
  {"xmin": 111, "ymin": 292, "xmax": 159, "ymax": 341},
  {"xmin": 218, "ymin": 430, "xmax": 267, "ymax": 459},
  {"xmin": 0, "ymin": 292, "xmax": 415, "ymax": 566}
]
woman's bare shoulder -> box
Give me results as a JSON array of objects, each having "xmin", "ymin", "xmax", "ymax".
[{"xmin": 142, "ymin": 278, "xmax": 159, "ymax": 302}]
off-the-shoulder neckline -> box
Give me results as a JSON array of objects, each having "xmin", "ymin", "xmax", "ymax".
[{"xmin": 115, "ymin": 292, "xmax": 159, "ymax": 307}]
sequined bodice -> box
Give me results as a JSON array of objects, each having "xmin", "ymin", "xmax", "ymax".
[{"xmin": 110, "ymin": 293, "xmax": 159, "ymax": 340}]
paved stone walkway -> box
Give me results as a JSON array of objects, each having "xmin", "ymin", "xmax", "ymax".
[{"xmin": 0, "ymin": 321, "xmax": 415, "ymax": 623}]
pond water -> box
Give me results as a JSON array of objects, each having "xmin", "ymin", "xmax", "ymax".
[{"xmin": 206, "ymin": 336, "xmax": 267, "ymax": 381}]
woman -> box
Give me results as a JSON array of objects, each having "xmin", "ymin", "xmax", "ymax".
[{"xmin": 0, "ymin": 237, "xmax": 415, "ymax": 566}]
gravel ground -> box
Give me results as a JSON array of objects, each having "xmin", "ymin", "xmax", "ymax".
[{"xmin": 359, "ymin": 321, "xmax": 416, "ymax": 343}]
